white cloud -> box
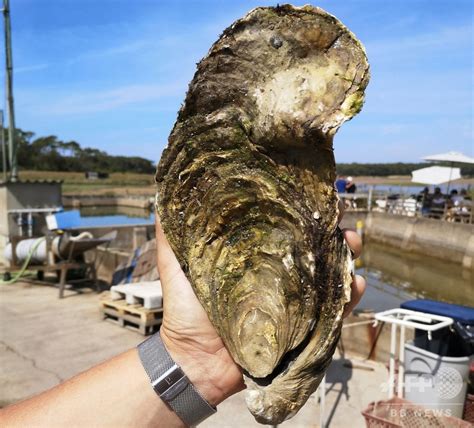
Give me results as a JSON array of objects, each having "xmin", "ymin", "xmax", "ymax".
[
  {"xmin": 15, "ymin": 63, "xmax": 50, "ymax": 73},
  {"xmin": 34, "ymin": 82, "xmax": 186, "ymax": 115},
  {"xmin": 14, "ymin": 40, "xmax": 149, "ymax": 74},
  {"xmin": 66, "ymin": 40, "xmax": 150, "ymax": 65}
]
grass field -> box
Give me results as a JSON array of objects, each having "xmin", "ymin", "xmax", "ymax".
[
  {"xmin": 17, "ymin": 170, "xmax": 473, "ymax": 196},
  {"xmin": 19, "ymin": 170, "xmax": 156, "ymax": 195}
]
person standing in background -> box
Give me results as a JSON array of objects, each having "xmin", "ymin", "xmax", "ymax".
[
  {"xmin": 419, "ymin": 187, "xmax": 431, "ymax": 216},
  {"xmin": 346, "ymin": 176, "xmax": 357, "ymax": 194},
  {"xmin": 335, "ymin": 175, "xmax": 347, "ymax": 193}
]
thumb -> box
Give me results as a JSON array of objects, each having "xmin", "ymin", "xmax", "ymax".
[{"xmin": 155, "ymin": 215, "xmax": 202, "ymax": 313}]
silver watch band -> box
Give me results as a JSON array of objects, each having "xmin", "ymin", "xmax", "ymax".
[{"xmin": 137, "ymin": 333, "xmax": 217, "ymax": 427}]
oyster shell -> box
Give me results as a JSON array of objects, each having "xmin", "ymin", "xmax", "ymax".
[{"xmin": 156, "ymin": 4, "xmax": 369, "ymax": 424}]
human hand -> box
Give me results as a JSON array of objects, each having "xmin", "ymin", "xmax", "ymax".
[
  {"xmin": 155, "ymin": 209, "xmax": 365, "ymax": 405},
  {"xmin": 341, "ymin": 228, "xmax": 366, "ymax": 317},
  {"xmin": 338, "ymin": 199, "xmax": 366, "ymax": 317},
  {"xmin": 156, "ymin": 217, "xmax": 244, "ymax": 407}
]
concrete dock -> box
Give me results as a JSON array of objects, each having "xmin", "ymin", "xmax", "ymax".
[{"xmin": 0, "ymin": 281, "xmax": 388, "ymax": 427}]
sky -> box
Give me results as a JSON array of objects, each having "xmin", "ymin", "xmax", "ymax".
[{"xmin": 2, "ymin": 0, "xmax": 473, "ymax": 163}]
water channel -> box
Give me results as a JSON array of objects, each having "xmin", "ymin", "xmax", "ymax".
[
  {"xmin": 78, "ymin": 206, "xmax": 154, "ymax": 227},
  {"xmin": 358, "ymin": 241, "xmax": 473, "ymax": 311}
]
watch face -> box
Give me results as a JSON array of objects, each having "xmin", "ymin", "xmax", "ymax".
[{"xmin": 153, "ymin": 364, "xmax": 187, "ymax": 399}]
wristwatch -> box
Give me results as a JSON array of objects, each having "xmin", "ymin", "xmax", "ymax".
[{"xmin": 137, "ymin": 333, "xmax": 217, "ymax": 426}]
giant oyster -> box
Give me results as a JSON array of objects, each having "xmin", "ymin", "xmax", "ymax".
[{"xmin": 155, "ymin": 4, "xmax": 369, "ymax": 424}]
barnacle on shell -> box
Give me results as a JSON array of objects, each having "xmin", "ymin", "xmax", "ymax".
[{"xmin": 156, "ymin": 4, "xmax": 369, "ymax": 424}]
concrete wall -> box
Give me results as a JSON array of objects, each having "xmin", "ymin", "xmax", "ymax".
[
  {"xmin": 83, "ymin": 225, "xmax": 155, "ymax": 281},
  {"xmin": 0, "ymin": 182, "xmax": 62, "ymax": 237},
  {"xmin": 0, "ymin": 186, "xmax": 8, "ymax": 237},
  {"xmin": 79, "ymin": 225, "xmax": 155, "ymax": 251},
  {"xmin": 341, "ymin": 311, "xmax": 414, "ymax": 363},
  {"xmin": 3, "ymin": 182, "xmax": 62, "ymax": 210},
  {"xmin": 87, "ymin": 247, "xmax": 131, "ymax": 282},
  {"xmin": 0, "ymin": 182, "xmax": 63, "ymax": 265},
  {"xmin": 342, "ymin": 211, "xmax": 474, "ymax": 269},
  {"xmin": 84, "ymin": 213, "xmax": 473, "ymax": 282},
  {"xmin": 63, "ymin": 195, "xmax": 153, "ymax": 209}
]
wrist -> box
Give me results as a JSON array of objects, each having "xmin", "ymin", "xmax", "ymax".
[{"xmin": 159, "ymin": 329, "xmax": 243, "ymax": 407}]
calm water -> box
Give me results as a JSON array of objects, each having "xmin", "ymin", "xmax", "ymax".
[
  {"xmin": 77, "ymin": 207, "xmax": 473, "ymax": 310},
  {"xmin": 357, "ymin": 241, "xmax": 474, "ymax": 311},
  {"xmin": 78, "ymin": 206, "xmax": 154, "ymax": 227}
]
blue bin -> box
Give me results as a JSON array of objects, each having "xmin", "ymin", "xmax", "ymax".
[{"xmin": 401, "ymin": 299, "xmax": 474, "ymax": 357}]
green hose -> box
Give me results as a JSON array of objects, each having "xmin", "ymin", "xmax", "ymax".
[{"xmin": 1, "ymin": 237, "xmax": 46, "ymax": 285}]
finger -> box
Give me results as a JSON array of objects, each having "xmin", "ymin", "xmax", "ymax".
[
  {"xmin": 343, "ymin": 274, "xmax": 366, "ymax": 318},
  {"xmin": 337, "ymin": 198, "xmax": 345, "ymax": 223},
  {"xmin": 155, "ymin": 216, "xmax": 183, "ymax": 280},
  {"xmin": 155, "ymin": 216, "xmax": 201, "ymax": 306},
  {"xmin": 155, "ymin": 216, "xmax": 218, "ymax": 334},
  {"xmin": 342, "ymin": 228, "xmax": 362, "ymax": 259}
]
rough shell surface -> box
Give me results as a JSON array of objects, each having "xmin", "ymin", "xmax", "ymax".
[{"xmin": 155, "ymin": 4, "xmax": 369, "ymax": 424}]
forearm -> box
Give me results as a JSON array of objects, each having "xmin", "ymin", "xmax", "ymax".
[{"xmin": 1, "ymin": 349, "xmax": 184, "ymax": 428}]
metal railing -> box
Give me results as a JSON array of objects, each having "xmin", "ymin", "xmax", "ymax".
[
  {"xmin": 338, "ymin": 190, "xmax": 373, "ymax": 211},
  {"xmin": 340, "ymin": 189, "xmax": 473, "ymax": 224}
]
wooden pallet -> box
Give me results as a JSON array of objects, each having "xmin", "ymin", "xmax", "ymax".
[{"xmin": 99, "ymin": 292, "xmax": 163, "ymax": 335}]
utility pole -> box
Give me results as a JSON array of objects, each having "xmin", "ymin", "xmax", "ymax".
[
  {"xmin": 0, "ymin": 109, "xmax": 7, "ymax": 181},
  {"xmin": 3, "ymin": 0, "xmax": 17, "ymax": 181}
]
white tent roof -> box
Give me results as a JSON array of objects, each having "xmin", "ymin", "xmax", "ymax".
[
  {"xmin": 423, "ymin": 151, "xmax": 474, "ymax": 164},
  {"xmin": 411, "ymin": 166, "xmax": 461, "ymax": 185}
]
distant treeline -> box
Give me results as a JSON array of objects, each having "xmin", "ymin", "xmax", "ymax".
[
  {"xmin": 4, "ymin": 128, "xmax": 155, "ymax": 174},
  {"xmin": 337, "ymin": 162, "xmax": 474, "ymax": 177},
  {"xmin": 2, "ymin": 128, "xmax": 473, "ymax": 176}
]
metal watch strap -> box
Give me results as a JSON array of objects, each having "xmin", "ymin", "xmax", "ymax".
[{"xmin": 137, "ymin": 333, "xmax": 216, "ymax": 427}]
